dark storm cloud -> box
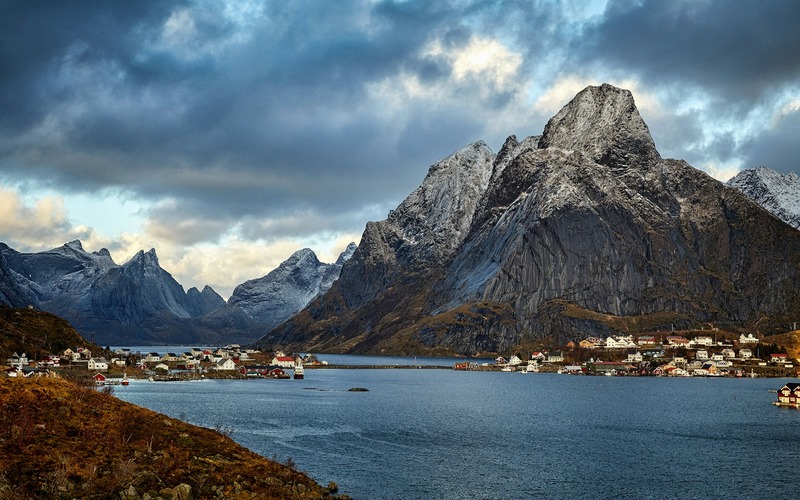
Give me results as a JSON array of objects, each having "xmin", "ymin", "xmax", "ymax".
[
  {"xmin": 2, "ymin": 0, "xmax": 799, "ymax": 248},
  {"xmin": 741, "ymin": 110, "xmax": 800, "ymax": 174},
  {"xmin": 581, "ymin": 0, "xmax": 800, "ymax": 105},
  {"xmin": 1, "ymin": 0, "xmax": 514, "ymax": 234}
]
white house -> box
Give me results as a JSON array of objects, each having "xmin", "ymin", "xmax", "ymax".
[
  {"xmin": 626, "ymin": 352, "xmax": 643, "ymax": 363},
  {"xmin": 721, "ymin": 348, "xmax": 736, "ymax": 359},
  {"xmin": 87, "ymin": 357, "xmax": 108, "ymax": 372},
  {"xmin": 272, "ymin": 356, "xmax": 296, "ymax": 368},
  {"xmin": 7, "ymin": 352, "xmax": 27, "ymax": 368},
  {"xmin": 695, "ymin": 350, "xmax": 709, "ymax": 361},
  {"xmin": 508, "ymin": 355, "xmax": 523, "ymax": 366},
  {"xmin": 214, "ymin": 358, "xmax": 237, "ymax": 371},
  {"xmin": 739, "ymin": 349, "xmax": 753, "ymax": 359},
  {"xmin": 692, "ymin": 336, "xmax": 714, "ymax": 346},
  {"xmin": 546, "ymin": 351, "xmax": 565, "ymax": 363},
  {"xmin": 739, "ymin": 333, "xmax": 759, "ymax": 344},
  {"xmin": 144, "ymin": 352, "xmax": 161, "ymax": 363},
  {"xmin": 671, "ymin": 356, "xmax": 687, "ymax": 366},
  {"xmin": 711, "ymin": 353, "xmax": 724, "ymax": 361},
  {"xmin": 605, "ymin": 336, "xmax": 636, "ymax": 349},
  {"xmin": 153, "ymin": 363, "xmax": 170, "ymax": 372}
]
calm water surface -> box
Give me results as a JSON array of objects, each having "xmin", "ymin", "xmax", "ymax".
[{"xmin": 114, "ymin": 370, "xmax": 800, "ymax": 499}]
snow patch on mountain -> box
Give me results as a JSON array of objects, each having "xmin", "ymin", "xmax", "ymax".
[{"xmin": 727, "ymin": 166, "xmax": 800, "ymax": 229}]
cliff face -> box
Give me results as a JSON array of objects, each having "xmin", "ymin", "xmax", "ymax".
[{"xmin": 257, "ymin": 84, "xmax": 800, "ymax": 355}]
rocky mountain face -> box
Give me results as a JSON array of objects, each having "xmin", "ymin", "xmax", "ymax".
[
  {"xmin": 258, "ymin": 83, "xmax": 800, "ymax": 356},
  {"xmin": 0, "ymin": 240, "xmax": 356, "ymax": 346},
  {"xmin": 222, "ymin": 244, "xmax": 357, "ymax": 332},
  {"xmin": 727, "ymin": 166, "xmax": 800, "ymax": 229}
]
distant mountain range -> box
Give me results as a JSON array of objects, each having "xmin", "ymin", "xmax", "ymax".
[
  {"xmin": 256, "ymin": 83, "xmax": 800, "ymax": 356},
  {"xmin": 0, "ymin": 240, "xmax": 355, "ymax": 346}
]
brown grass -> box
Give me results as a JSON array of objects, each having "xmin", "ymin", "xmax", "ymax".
[{"xmin": 0, "ymin": 375, "xmax": 343, "ymax": 499}]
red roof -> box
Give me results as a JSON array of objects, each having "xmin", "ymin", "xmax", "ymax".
[{"xmin": 275, "ymin": 356, "xmax": 294, "ymax": 362}]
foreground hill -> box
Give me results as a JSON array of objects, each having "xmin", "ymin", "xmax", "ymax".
[
  {"xmin": 258, "ymin": 84, "xmax": 800, "ymax": 356},
  {"xmin": 0, "ymin": 376, "xmax": 340, "ymax": 499}
]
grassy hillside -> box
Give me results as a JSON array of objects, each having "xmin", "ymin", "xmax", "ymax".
[
  {"xmin": 0, "ymin": 376, "xmax": 341, "ymax": 499},
  {"xmin": 0, "ymin": 306, "xmax": 102, "ymax": 362}
]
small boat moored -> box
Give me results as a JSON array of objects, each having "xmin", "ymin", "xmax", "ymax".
[{"xmin": 294, "ymin": 363, "xmax": 305, "ymax": 379}]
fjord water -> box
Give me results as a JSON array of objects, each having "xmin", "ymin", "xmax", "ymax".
[{"xmin": 115, "ymin": 370, "xmax": 800, "ymax": 499}]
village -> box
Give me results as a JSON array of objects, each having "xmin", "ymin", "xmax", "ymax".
[
  {"xmin": 4, "ymin": 330, "xmax": 799, "ymax": 383},
  {"xmin": 4, "ymin": 344, "xmax": 314, "ymax": 383},
  {"xmin": 466, "ymin": 332, "xmax": 799, "ymax": 377}
]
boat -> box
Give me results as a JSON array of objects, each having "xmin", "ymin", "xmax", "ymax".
[
  {"xmin": 121, "ymin": 372, "xmax": 129, "ymax": 386},
  {"xmin": 294, "ymin": 363, "xmax": 305, "ymax": 379},
  {"xmin": 501, "ymin": 365, "xmax": 513, "ymax": 372}
]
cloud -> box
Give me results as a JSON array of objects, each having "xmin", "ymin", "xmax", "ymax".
[
  {"xmin": 0, "ymin": 184, "xmax": 93, "ymax": 250},
  {"xmin": 1, "ymin": 0, "xmax": 799, "ymax": 297},
  {"xmin": 741, "ymin": 104, "xmax": 800, "ymax": 174}
]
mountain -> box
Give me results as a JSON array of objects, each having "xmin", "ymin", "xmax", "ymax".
[
  {"xmin": 257, "ymin": 83, "xmax": 800, "ymax": 356},
  {"xmin": 185, "ymin": 285, "xmax": 226, "ymax": 316},
  {"xmin": 222, "ymin": 244, "xmax": 357, "ymax": 332},
  {"xmin": 727, "ymin": 166, "xmax": 800, "ymax": 229}
]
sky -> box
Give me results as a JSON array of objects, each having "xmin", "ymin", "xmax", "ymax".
[{"xmin": 1, "ymin": 0, "xmax": 799, "ymax": 299}]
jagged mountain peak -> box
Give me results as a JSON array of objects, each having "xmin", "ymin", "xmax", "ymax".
[
  {"xmin": 93, "ymin": 248, "xmax": 111, "ymax": 258},
  {"xmin": 540, "ymin": 83, "xmax": 659, "ymax": 169},
  {"xmin": 386, "ymin": 140, "xmax": 494, "ymax": 261},
  {"xmin": 65, "ymin": 240, "xmax": 84, "ymax": 251},
  {"xmin": 226, "ymin": 244, "xmax": 355, "ymax": 328},
  {"xmin": 336, "ymin": 243, "xmax": 358, "ymax": 265},
  {"xmin": 127, "ymin": 248, "xmax": 159, "ymax": 266},
  {"xmin": 284, "ymin": 247, "xmax": 320, "ymax": 266}
]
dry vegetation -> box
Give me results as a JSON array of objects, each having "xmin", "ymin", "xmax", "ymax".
[{"xmin": 0, "ymin": 375, "xmax": 342, "ymax": 499}]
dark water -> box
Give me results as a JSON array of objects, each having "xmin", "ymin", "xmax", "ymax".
[{"xmin": 114, "ymin": 370, "xmax": 800, "ymax": 499}]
